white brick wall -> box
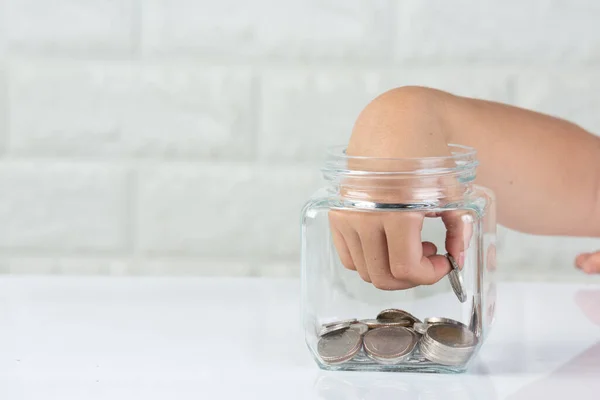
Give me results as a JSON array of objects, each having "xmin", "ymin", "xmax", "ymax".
[
  {"xmin": 396, "ymin": 0, "xmax": 600, "ymax": 63},
  {"xmin": 516, "ymin": 71, "xmax": 600, "ymax": 134},
  {"xmin": 260, "ymin": 69, "xmax": 384, "ymax": 162},
  {"xmin": 0, "ymin": 0, "xmax": 598, "ymax": 281},
  {"xmin": 141, "ymin": 0, "xmax": 393, "ymax": 60},
  {"xmin": 136, "ymin": 164, "xmax": 320, "ymax": 259},
  {"xmin": 5, "ymin": 0, "xmax": 135, "ymax": 54},
  {"xmin": 8, "ymin": 60, "xmax": 255, "ymax": 159},
  {"xmin": 0, "ymin": 161, "xmax": 129, "ymax": 252}
]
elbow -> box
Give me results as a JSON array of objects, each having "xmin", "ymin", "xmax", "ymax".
[{"xmin": 371, "ymin": 86, "xmax": 453, "ymax": 109}]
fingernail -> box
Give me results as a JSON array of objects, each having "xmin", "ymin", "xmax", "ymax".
[{"xmin": 459, "ymin": 251, "xmax": 465, "ymax": 266}]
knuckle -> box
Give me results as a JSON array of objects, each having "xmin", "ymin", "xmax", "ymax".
[
  {"xmin": 357, "ymin": 271, "xmax": 371, "ymax": 283},
  {"xmin": 415, "ymin": 275, "xmax": 438, "ymax": 286},
  {"xmin": 341, "ymin": 260, "xmax": 356, "ymax": 271},
  {"xmin": 371, "ymin": 280, "xmax": 394, "ymax": 290}
]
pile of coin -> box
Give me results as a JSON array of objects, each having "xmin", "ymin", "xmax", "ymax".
[
  {"xmin": 316, "ymin": 309, "xmax": 478, "ymax": 367},
  {"xmin": 419, "ymin": 323, "xmax": 478, "ymax": 366}
]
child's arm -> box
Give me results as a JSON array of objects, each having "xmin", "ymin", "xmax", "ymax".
[
  {"xmin": 349, "ymin": 86, "xmax": 600, "ymax": 237},
  {"xmin": 332, "ymin": 86, "xmax": 600, "ymax": 290}
]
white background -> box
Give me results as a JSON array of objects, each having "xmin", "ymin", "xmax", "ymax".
[{"xmin": 0, "ymin": 0, "xmax": 599, "ymax": 281}]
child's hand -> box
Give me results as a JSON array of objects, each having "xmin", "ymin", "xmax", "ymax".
[
  {"xmin": 329, "ymin": 209, "xmax": 471, "ymax": 290},
  {"xmin": 329, "ymin": 87, "xmax": 471, "ymax": 290},
  {"xmin": 576, "ymin": 252, "xmax": 600, "ymax": 274}
]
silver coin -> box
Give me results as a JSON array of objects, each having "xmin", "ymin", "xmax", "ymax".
[
  {"xmin": 322, "ymin": 318, "xmax": 357, "ymax": 328},
  {"xmin": 424, "ymin": 317, "xmax": 467, "ymax": 328},
  {"xmin": 413, "ymin": 322, "xmax": 430, "ymax": 335},
  {"xmin": 376, "ymin": 309, "xmax": 421, "ymax": 325},
  {"xmin": 319, "ymin": 322, "xmax": 351, "ymax": 337},
  {"xmin": 445, "ymin": 253, "xmax": 467, "ymax": 303},
  {"xmin": 349, "ymin": 322, "xmax": 369, "ymax": 335},
  {"xmin": 360, "ymin": 318, "xmax": 412, "ymax": 329},
  {"xmin": 419, "ymin": 323, "xmax": 478, "ymax": 366},
  {"xmin": 427, "ymin": 324, "xmax": 478, "ymax": 349},
  {"xmin": 468, "ymin": 298, "xmax": 481, "ymax": 338},
  {"xmin": 317, "ymin": 329, "xmax": 362, "ymax": 365},
  {"xmin": 363, "ymin": 327, "xmax": 418, "ymax": 364}
]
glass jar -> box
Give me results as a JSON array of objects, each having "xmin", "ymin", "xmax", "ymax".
[{"xmin": 300, "ymin": 145, "xmax": 496, "ymax": 373}]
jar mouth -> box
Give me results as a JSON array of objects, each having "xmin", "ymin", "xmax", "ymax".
[{"xmin": 323, "ymin": 144, "xmax": 478, "ymax": 177}]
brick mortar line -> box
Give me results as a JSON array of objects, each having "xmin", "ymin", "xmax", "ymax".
[
  {"xmin": 0, "ymin": 156, "xmax": 324, "ymax": 169},
  {"xmin": 4, "ymin": 52, "xmax": 600, "ymax": 70},
  {"xmin": 0, "ymin": 253, "xmax": 301, "ymax": 263},
  {"xmin": 0, "ymin": 247, "xmax": 133, "ymax": 258}
]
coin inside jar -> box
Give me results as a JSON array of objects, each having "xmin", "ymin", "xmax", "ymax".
[
  {"xmin": 349, "ymin": 322, "xmax": 369, "ymax": 335},
  {"xmin": 419, "ymin": 323, "xmax": 478, "ymax": 366},
  {"xmin": 319, "ymin": 321, "xmax": 352, "ymax": 337},
  {"xmin": 376, "ymin": 309, "xmax": 421, "ymax": 325},
  {"xmin": 424, "ymin": 317, "xmax": 467, "ymax": 329},
  {"xmin": 363, "ymin": 327, "xmax": 418, "ymax": 364},
  {"xmin": 427, "ymin": 324, "xmax": 478, "ymax": 349},
  {"xmin": 322, "ymin": 318, "xmax": 357, "ymax": 328},
  {"xmin": 413, "ymin": 322, "xmax": 430, "ymax": 335},
  {"xmin": 361, "ymin": 318, "xmax": 412, "ymax": 329},
  {"xmin": 445, "ymin": 253, "xmax": 467, "ymax": 303},
  {"xmin": 317, "ymin": 329, "xmax": 362, "ymax": 365}
]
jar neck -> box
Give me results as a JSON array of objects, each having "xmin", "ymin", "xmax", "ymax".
[{"xmin": 322, "ymin": 145, "xmax": 478, "ymax": 208}]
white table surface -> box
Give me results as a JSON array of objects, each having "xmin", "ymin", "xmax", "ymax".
[{"xmin": 0, "ymin": 276, "xmax": 599, "ymax": 400}]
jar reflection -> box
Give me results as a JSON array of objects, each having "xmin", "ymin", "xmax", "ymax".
[{"xmin": 314, "ymin": 365, "xmax": 497, "ymax": 400}]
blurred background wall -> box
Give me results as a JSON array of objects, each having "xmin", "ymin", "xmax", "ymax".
[{"xmin": 0, "ymin": 0, "xmax": 599, "ymax": 281}]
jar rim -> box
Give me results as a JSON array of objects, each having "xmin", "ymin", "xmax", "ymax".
[
  {"xmin": 325, "ymin": 144, "xmax": 477, "ymax": 162},
  {"xmin": 323, "ymin": 144, "xmax": 478, "ymax": 178}
]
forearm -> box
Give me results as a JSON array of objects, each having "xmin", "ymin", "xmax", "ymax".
[
  {"xmin": 443, "ymin": 93, "xmax": 600, "ymax": 237},
  {"xmin": 347, "ymin": 86, "xmax": 600, "ymax": 237}
]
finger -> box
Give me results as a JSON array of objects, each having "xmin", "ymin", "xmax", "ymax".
[
  {"xmin": 329, "ymin": 210, "xmax": 369, "ymax": 281},
  {"xmin": 425, "ymin": 254, "xmax": 454, "ymax": 283},
  {"xmin": 330, "ymin": 223, "xmax": 355, "ymax": 271},
  {"xmin": 422, "ymin": 241, "xmax": 438, "ymax": 258},
  {"xmin": 422, "ymin": 242, "xmax": 446, "ymax": 282},
  {"xmin": 383, "ymin": 213, "xmax": 447, "ymax": 285},
  {"xmin": 441, "ymin": 211, "xmax": 473, "ymax": 267},
  {"xmin": 383, "ymin": 212, "xmax": 423, "ymax": 280},
  {"xmin": 575, "ymin": 253, "xmax": 591, "ymax": 269},
  {"xmin": 329, "ymin": 211, "xmax": 365, "ymax": 277},
  {"xmin": 580, "ymin": 251, "xmax": 600, "ymax": 274},
  {"xmin": 359, "ymin": 226, "xmax": 407, "ymax": 291},
  {"xmin": 342, "ymin": 229, "xmax": 370, "ymax": 282}
]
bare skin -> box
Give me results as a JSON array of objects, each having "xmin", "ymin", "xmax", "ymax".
[{"xmin": 330, "ymin": 86, "xmax": 600, "ymax": 289}]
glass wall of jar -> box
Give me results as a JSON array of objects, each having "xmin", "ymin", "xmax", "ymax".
[{"xmin": 301, "ymin": 145, "xmax": 496, "ymax": 373}]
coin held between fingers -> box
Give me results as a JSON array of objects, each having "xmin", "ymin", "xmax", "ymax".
[{"xmin": 445, "ymin": 253, "xmax": 467, "ymax": 303}]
